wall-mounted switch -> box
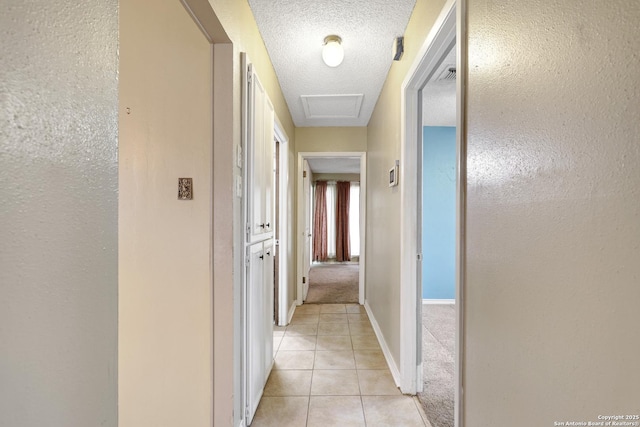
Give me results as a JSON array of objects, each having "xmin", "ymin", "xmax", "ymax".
[{"xmin": 178, "ymin": 178, "xmax": 193, "ymax": 200}]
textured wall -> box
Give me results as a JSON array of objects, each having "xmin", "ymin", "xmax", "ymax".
[
  {"xmin": 0, "ymin": 0, "xmax": 118, "ymax": 426},
  {"xmin": 465, "ymin": 0, "xmax": 640, "ymax": 424},
  {"xmin": 422, "ymin": 126, "xmax": 456, "ymax": 300},
  {"xmin": 118, "ymin": 0, "xmax": 213, "ymax": 425},
  {"xmin": 366, "ymin": 0, "xmax": 447, "ymax": 369}
]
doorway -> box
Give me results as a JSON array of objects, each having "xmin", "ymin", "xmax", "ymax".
[
  {"xmin": 274, "ymin": 120, "xmax": 290, "ymax": 326},
  {"xmin": 399, "ymin": 0, "xmax": 464, "ymax": 426},
  {"xmin": 418, "ymin": 45, "xmax": 457, "ymax": 427},
  {"xmin": 297, "ymin": 152, "xmax": 367, "ymax": 306},
  {"xmin": 306, "ymin": 166, "xmax": 360, "ymax": 304}
]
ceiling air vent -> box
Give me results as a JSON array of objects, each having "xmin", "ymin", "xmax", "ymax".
[{"xmin": 437, "ymin": 65, "xmax": 456, "ymax": 81}]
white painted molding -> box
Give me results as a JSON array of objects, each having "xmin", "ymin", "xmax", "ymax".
[
  {"xmin": 364, "ymin": 300, "xmax": 402, "ymax": 388},
  {"xmin": 455, "ymin": 1, "xmax": 468, "ymax": 424},
  {"xmin": 296, "ymin": 154, "xmax": 304, "ymax": 305},
  {"xmin": 423, "ymin": 299, "xmax": 456, "ymax": 305},
  {"xmin": 274, "ymin": 118, "xmax": 290, "ymax": 327},
  {"xmin": 287, "ymin": 301, "xmax": 296, "ymax": 325},
  {"xmin": 399, "ymin": 0, "xmax": 457, "ymax": 396},
  {"xmin": 358, "ymin": 155, "xmax": 367, "ymax": 305}
]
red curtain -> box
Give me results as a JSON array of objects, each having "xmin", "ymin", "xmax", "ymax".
[
  {"xmin": 336, "ymin": 181, "xmax": 350, "ymax": 261},
  {"xmin": 313, "ymin": 181, "xmax": 328, "ymax": 261}
]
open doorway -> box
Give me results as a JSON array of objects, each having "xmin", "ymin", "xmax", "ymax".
[
  {"xmin": 417, "ymin": 43, "xmax": 457, "ymax": 427},
  {"xmin": 273, "ymin": 121, "xmax": 290, "ymax": 327},
  {"xmin": 306, "ymin": 158, "xmax": 360, "ymax": 304},
  {"xmin": 399, "ymin": 0, "xmax": 463, "ymax": 426},
  {"xmin": 297, "ymin": 152, "xmax": 367, "ymax": 306}
]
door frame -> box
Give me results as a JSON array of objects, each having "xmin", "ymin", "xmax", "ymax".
[
  {"xmin": 399, "ymin": 0, "xmax": 466, "ymax": 424},
  {"xmin": 274, "ymin": 119, "xmax": 290, "ymax": 326},
  {"xmin": 296, "ymin": 151, "xmax": 367, "ymax": 306}
]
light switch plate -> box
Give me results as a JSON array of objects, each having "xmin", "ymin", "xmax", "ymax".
[{"xmin": 178, "ymin": 178, "xmax": 193, "ymax": 200}]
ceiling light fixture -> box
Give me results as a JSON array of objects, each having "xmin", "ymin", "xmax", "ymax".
[{"xmin": 322, "ymin": 35, "xmax": 344, "ymax": 67}]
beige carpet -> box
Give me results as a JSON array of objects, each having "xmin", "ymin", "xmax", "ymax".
[
  {"xmin": 417, "ymin": 304, "xmax": 455, "ymax": 427},
  {"xmin": 305, "ymin": 263, "xmax": 359, "ymax": 304}
]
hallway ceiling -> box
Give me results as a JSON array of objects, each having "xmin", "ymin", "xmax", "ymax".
[{"xmin": 248, "ymin": 0, "xmax": 417, "ymax": 127}]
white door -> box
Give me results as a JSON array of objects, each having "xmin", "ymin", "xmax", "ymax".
[
  {"xmin": 246, "ymin": 243, "xmax": 265, "ymax": 424},
  {"xmin": 263, "ymin": 239, "xmax": 275, "ymax": 372},
  {"xmin": 302, "ymin": 160, "xmax": 312, "ymax": 300},
  {"xmin": 263, "ymin": 99, "xmax": 275, "ymax": 234},
  {"xmin": 248, "ymin": 65, "xmax": 266, "ymax": 242}
]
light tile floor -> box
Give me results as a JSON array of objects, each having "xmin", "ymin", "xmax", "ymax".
[{"xmin": 252, "ymin": 303, "xmax": 430, "ymax": 427}]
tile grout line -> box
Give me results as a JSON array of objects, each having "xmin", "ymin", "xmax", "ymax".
[{"xmin": 264, "ymin": 303, "xmax": 412, "ymax": 426}]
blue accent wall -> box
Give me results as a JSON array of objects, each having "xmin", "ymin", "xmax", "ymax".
[{"xmin": 422, "ymin": 126, "xmax": 456, "ymax": 299}]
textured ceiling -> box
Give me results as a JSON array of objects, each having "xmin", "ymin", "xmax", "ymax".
[
  {"xmin": 307, "ymin": 157, "xmax": 360, "ymax": 174},
  {"xmin": 423, "ymin": 45, "xmax": 456, "ymax": 127},
  {"xmin": 248, "ymin": 0, "xmax": 417, "ymax": 127}
]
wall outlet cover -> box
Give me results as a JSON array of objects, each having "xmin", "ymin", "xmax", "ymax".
[{"xmin": 178, "ymin": 178, "xmax": 193, "ymax": 200}]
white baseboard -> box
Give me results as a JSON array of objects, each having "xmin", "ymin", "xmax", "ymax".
[
  {"xmin": 422, "ymin": 299, "xmax": 455, "ymax": 304},
  {"xmin": 364, "ymin": 300, "xmax": 402, "ymax": 388},
  {"xmin": 286, "ymin": 301, "xmax": 296, "ymax": 324}
]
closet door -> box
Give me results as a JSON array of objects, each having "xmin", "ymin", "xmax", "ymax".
[
  {"xmin": 246, "ymin": 243, "xmax": 265, "ymax": 424},
  {"xmin": 263, "ymin": 98, "xmax": 275, "ymax": 234},
  {"xmin": 243, "ymin": 58, "xmax": 276, "ymax": 426},
  {"xmin": 263, "ymin": 239, "xmax": 275, "ymax": 376},
  {"xmin": 248, "ymin": 65, "xmax": 267, "ymax": 242}
]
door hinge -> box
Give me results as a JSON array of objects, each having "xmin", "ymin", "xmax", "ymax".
[
  {"xmin": 246, "ymin": 223, "xmax": 251, "ymax": 234},
  {"xmin": 247, "ymin": 68, "xmax": 252, "ymax": 84},
  {"xmin": 417, "ymin": 253, "xmax": 422, "ymax": 260},
  {"xmin": 302, "ymin": 276, "xmax": 306, "ymax": 284},
  {"xmin": 303, "ymin": 171, "xmax": 307, "ymax": 178}
]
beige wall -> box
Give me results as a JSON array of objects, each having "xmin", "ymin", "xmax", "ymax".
[
  {"xmin": 314, "ymin": 173, "xmax": 360, "ymax": 182},
  {"xmin": 119, "ymin": 0, "xmax": 213, "ymax": 425},
  {"xmin": 464, "ymin": 0, "xmax": 640, "ymax": 424},
  {"xmin": 296, "ymin": 127, "xmax": 367, "ymax": 153},
  {"xmin": 365, "ymin": 0, "xmax": 447, "ymax": 368},
  {"xmin": 0, "ymin": 0, "xmax": 118, "ymax": 425}
]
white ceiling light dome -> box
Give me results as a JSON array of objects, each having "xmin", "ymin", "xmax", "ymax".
[{"xmin": 322, "ymin": 35, "xmax": 344, "ymax": 67}]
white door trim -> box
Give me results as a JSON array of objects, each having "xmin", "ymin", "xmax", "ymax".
[
  {"xmin": 296, "ymin": 151, "xmax": 367, "ymax": 306},
  {"xmin": 274, "ymin": 118, "xmax": 289, "ymax": 326},
  {"xmin": 399, "ymin": 0, "xmax": 460, "ymax": 405}
]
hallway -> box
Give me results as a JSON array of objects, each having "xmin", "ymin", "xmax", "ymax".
[{"xmin": 251, "ymin": 304, "xmax": 429, "ymax": 426}]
